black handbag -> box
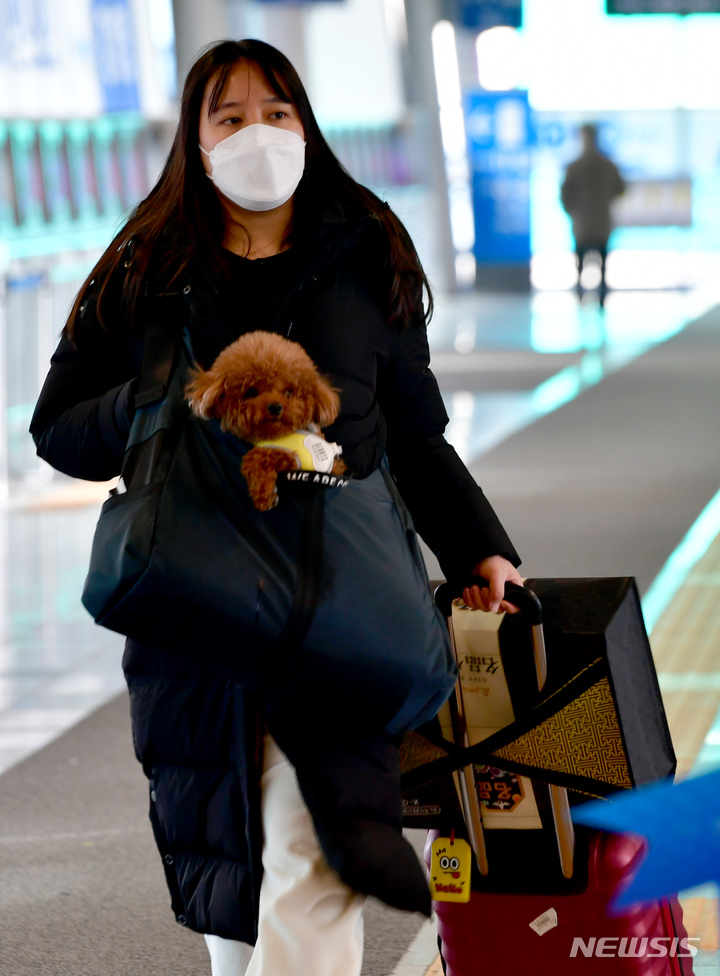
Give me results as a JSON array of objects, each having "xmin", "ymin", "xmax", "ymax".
[
  {"xmin": 400, "ymin": 576, "xmax": 676, "ymax": 891},
  {"xmin": 82, "ymin": 311, "xmax": 456, "ymax": 735},
  {"xmin": 402, "ymin": 576, "xmax": 675, "ymax": 806}
]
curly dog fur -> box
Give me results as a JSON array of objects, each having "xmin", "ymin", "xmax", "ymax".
[{"xmin": 185, "ymin": 331, "xmax": 346, "ymax": 510}]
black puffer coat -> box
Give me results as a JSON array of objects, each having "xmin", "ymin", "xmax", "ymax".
[
  {"xmin": 561, "ymin": 149, "xmax": 626, "ymax": 246},
  {"xmin": 31, "ymin": 208, "xmax": 520, "ymax": 939}
]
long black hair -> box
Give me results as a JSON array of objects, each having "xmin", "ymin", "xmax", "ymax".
[{"xmin": 67, "ymin": 39, "xmax": 432, "ymax": 335}]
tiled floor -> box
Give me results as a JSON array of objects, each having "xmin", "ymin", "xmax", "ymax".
[
  {"xmin": 653, "ymin": 531, "xmax": 720, "ymax": 779},
  {"xmin": 0, "ymin": 500, "xmax": 126, "ymax": 774},
  {"xmin": 3, "ymin": 285, "xmax": 720, "ymax": 974}
]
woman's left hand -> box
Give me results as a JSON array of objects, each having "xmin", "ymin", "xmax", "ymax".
[{"xmin": 463, "ymin": 555, "xmax": 524, "ymax": 614}]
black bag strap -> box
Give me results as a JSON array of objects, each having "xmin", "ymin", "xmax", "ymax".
[
  {"xmin": 119, "ymin": 297, "xmax": 184, "ymax": 489},
  {"xmin": 134, "ymin": 296, "xmax": 182, "ymax": 409}
]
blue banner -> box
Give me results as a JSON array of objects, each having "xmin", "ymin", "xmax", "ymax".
[
  {"xmin": 573, "ymin": 766, "xmax": 720, "ymax": 907},
  {"xmin": 455, "ymin": 0, "xmax": 522, "ymax": 30},
  {"xmin": 466, "ymin": 90, "xmax": 532, "ymax": 265},
  {"xmin": 90, "ymin": 0, "xmax": 140, "ymax": 113}
]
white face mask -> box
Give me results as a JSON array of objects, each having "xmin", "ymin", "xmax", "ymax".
[{"xmin": 200, "ymin": 123, "xmax": 306, "ymax": 212}]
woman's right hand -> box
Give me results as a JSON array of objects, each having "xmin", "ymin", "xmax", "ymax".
[{"xmin": 463, "ymin": 555, "xmax": 523, "ymax": 614}]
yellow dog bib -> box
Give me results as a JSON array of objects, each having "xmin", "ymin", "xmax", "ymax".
[{"xmin": 251, "ymin": 430, "xmax": 343, "ymax": 474}]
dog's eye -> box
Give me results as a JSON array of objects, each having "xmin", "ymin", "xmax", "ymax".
[
  {"xmin": 244, "ymin": 387, "xmax": 259, "ymax": 399},
  {"xmin": 284, "ymin": 388, "xmax": 294, "ymax": 399}
]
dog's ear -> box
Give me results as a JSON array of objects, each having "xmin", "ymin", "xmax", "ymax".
[
  {"xmin": 185, "ymin": 369, "xmax": 226, "ymax": 419},
  {"xmin": 312, "ymin": 376, "xmax": 341, "ymax": 427}
]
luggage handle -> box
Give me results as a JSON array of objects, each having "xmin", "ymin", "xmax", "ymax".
[
  {"xmin": 436, "ymin": 578, "xmax": 575, "ymax": 881},
  {"xmin": 436, "ymin": 579, "xmax": 547, "ymax": 688},
  {"xmin": 435, "ymin": 578, "xmax": 541, "ymax": 622}
]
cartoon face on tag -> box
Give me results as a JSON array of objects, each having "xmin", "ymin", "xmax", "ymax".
[{"xmin": 429, "ymin": 837, "xmax": 472, "ymax": 903}]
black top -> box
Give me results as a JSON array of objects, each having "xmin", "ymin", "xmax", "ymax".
[
  {"xmin": 30, "ymin": 210, "xmax": 520, "ymax": 579},
  {"xmin": 191, "ymin": 247, "xmax": 303, "ymax": 369}
]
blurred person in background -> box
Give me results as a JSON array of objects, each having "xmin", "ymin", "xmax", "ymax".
[
  {"xmin": 30, "ymin": 38, "xmax": 522, "ymax": 976},
  {"xmin": 561, "ymin": 123, "xmax": 626, "ymax": 306}
]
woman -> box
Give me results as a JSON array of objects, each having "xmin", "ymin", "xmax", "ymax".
[{"xmin": 31, "ymin": 39, "xmax": 522, "ymax": 976}]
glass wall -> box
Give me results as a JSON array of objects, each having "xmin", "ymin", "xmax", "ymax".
[
  {"xmin": 0, "ymin": 0, "xmax": 176, "ymax": 492},
  {"xmin": 6, "ymin": 0, "xmax": 720, "ymax": 488}
]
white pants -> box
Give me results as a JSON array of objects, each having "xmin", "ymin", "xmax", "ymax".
[{"xmin": 204, "ymin": 735, "xmax": 365, "ymax": 976}]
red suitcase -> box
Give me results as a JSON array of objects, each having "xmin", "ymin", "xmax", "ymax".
[
  {"xmin": 425, "ymin": 828, "xmax": 694, "ymax": 975},
  {"xmin": 413, "ymin": 579, "xmax": 694, "ymax": 976}
]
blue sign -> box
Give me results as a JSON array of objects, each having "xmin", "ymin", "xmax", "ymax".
[
  {"xmin": 455, "ymin": 0, "xmax": 522, "ymax": 30},
  {"xmin": 466, "ymin": 90, "xmax": 532, "ymax": 266},
  {"xmin": 90, "ymin": 0, "xmax": 140, "ymax": 113},
  {"xmin": 0, "ymin": 0, "xmax": 54, "ymax": 69}
]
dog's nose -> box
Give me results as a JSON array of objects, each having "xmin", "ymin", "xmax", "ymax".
[{"xmin": 267, "ymin": 402, "xmax": 283, "ymax": 418}]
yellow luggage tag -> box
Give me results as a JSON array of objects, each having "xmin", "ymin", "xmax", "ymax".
[{"xmin": 429, "ymin": 833, "xmax": 472, "ymax": 903}]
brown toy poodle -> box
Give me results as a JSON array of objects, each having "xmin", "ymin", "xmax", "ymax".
[{"xmin": 185, "ymin": 330, "xmax": 346, "ymax": 511}]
